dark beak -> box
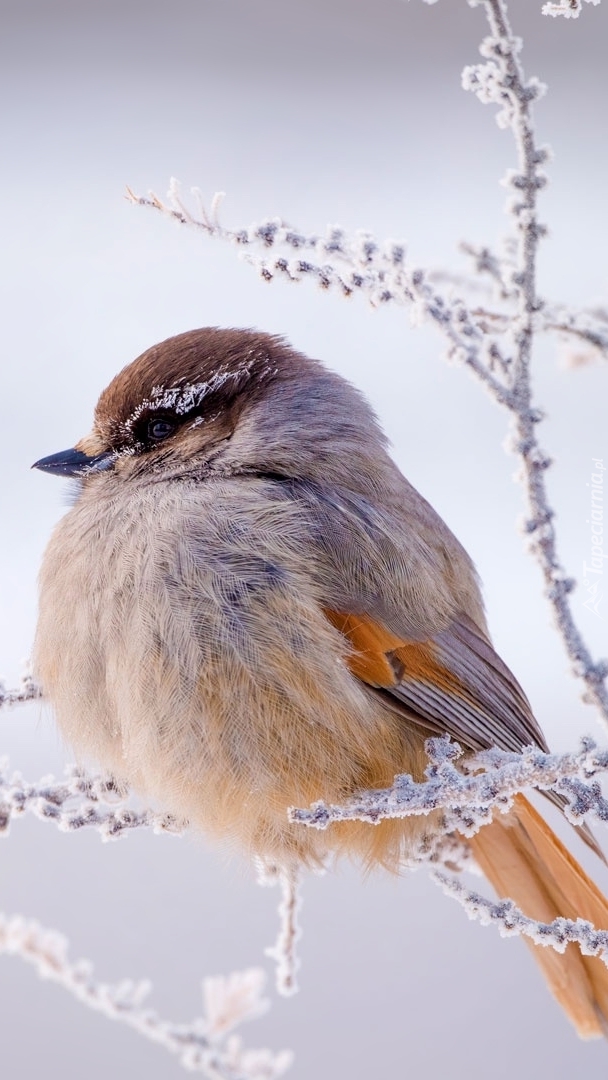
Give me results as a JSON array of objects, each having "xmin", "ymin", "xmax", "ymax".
[{"xmin": 32, "ymin": 447, "xmax": 115, "ymax": 477}]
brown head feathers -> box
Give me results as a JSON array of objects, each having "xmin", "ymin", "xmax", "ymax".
[
  {"xmin": 76, "ymin": 327, "xmax": 389, "ymax": 491},
  {"xmin": 92, "ymin": 328, "xmax": 299, "ymax": 452}
]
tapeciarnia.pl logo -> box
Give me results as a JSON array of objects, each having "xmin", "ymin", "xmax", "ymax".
[{"xmin": 582, "ymin": 458, "xmax": 605, "ymax": 619}]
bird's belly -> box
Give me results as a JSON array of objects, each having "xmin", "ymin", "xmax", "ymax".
[{"xmin": 34, "ymin": 489, "xmax": 432, "ymax": 867}]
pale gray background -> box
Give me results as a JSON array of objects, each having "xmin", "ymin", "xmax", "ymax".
[{"xmin": 1, "ymin": 0, "xmax": 608, "ymax": 1076}]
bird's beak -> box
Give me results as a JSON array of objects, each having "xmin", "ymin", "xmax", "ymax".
[{"xmin": 32, "ymin": 447, "xmax": 115, "ymax": 477}]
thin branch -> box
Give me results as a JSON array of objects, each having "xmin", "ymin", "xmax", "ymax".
[
  {"xmin": 289, "ymin": 737, "xmax": 608, "ymax": 835},
  {"xmin": 542, "ymin": 0, "xmax": 594, "ymax": 17},
  {"xmin": 459, "ymin": 240, "xmax": 518, "ymax": 301},
  {"xmin": 0, "ymin": 673, "xmax": 42, "ymax": 709},
  {"xmin": 0, "ymin": 760, "xmax": 186, "ymax": 840},
  {"xmin": 433, "ymin": 869, "xmax": 608, "ymax": 962},
  {"xmin": 8, "ymin": 738, "xmax": 608, "ymax": 865},
  {"xmin": 258, "ymin": 863, "xmax": 302, "ymax": 998},
  {"xmin": 128, "ymin": 183, "xmax": 515, "ymax": 404},
  {"xmin": 6, "ymin": 739, "xmax": 606, "ymax": 854},
  {"xmin": 0, "ymin": 914, "xmax": 292, "ymax": 1080},
  {"xmin": 544, "ymin": 304, "xmax": 608, "ymax": 360},
  {"xmin": 475, "ymin": 0, "xmax": 608, "ymax": 722},
  {"xmin": 463, "ymin": 303, "xmax": 608, "ymax": 363}
]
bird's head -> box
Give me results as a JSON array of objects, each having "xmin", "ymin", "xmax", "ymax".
[{"xmin": 32, "ymin": 327, "xmax": 388, "ymax": 490}]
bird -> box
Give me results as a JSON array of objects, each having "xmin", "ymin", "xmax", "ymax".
[{"xmin": 33, "ymin": 326, "xmax": 608, "ymax": 1038}]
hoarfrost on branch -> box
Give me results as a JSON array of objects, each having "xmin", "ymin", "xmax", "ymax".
[{"xmin": 0, "ymin": 913, "xmax": 292, "ymax": 1080}]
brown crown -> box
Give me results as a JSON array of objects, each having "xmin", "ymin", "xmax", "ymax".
[{"xmin": 94, "ymin": 327, "xmax": 311, "ymax": 440}]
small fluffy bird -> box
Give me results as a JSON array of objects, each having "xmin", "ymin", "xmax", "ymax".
[{"xmin": 33, "ymin": 327, "xmax": 608, "ymax": 1037}]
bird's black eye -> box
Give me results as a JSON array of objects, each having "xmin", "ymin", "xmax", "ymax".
[{"xmin": 147, "ymin": 417, "xmax": 175, "ymax": 442}]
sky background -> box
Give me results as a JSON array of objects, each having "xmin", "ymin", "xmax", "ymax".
[{"xmin": 1, "ymin": 0, "xmax": 608, "ymax": 1076}]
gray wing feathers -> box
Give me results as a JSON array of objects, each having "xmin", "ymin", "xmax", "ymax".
[{"xmin": 380, "ymin": 614, "xmax": 549, "ymax": 756}]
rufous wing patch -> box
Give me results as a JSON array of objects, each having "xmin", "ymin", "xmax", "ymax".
[
  {"xmin": 324, "ymin": 609, "xmax": 405, "ymax": 687},
  {"xmin": 324, "ymin": 609, "xmax": 466, "ymax": 696}
]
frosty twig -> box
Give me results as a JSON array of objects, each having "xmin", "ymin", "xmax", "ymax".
[{"xmin": 0, "ymin": 915, "xmax": 292, "ymax": 1080}]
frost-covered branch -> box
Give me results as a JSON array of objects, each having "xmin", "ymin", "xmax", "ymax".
[
  {"xmin": 8, "ymin": 732, "xmax": 603, "ymax": 855},
  {"xmin": 459, "ymin": 0, "xmax": 608, "ymax": 724},
  {"xmin": 0, "ymin": 760, "xmax": 300, "ymax": 1062},
  {"xmin": 0, "ymin": 759, "xmax": 186, "ymax": 840},
  {"xmin": 544, "ymin": 303, "xmax": 608, "ymax": 361},
  {"xmin": 542, "ymin": 0, "xmax": 600, "ymax": 18},
  {"xmin": 0, "ymin": 915, "xmax": 292, "ymax": 1080},
  {"xmin": 0, "ymin": 672, "xmax": 42, "ymax": 708},
  {"xmin": 433, "ymin": 870, "xmax": 608, "ymax": 961},
  {"xmin": 126, "ymin": 184, "xmax": 513, "ymax": 405},
  {"xmin": 474, "ymin": 0, "xmax": 608, "ymax": 725},
  {"xmin": 5, "ymin": 732, "xmax": 608, "ymax": 1025},
  {"xmin": 257, "ymin": 863, "xmax": 302, "ymax": 998},
  {"xmin": 455, "ymin": 300, "xmax": 608, "ymax": 363},
  {"xmin": 289, "ymin": 736, "xmax": 608, "ymax": 836},
  {"xmin": 8, "ymin": 739, "xmax": 606, "ymax": 853},
  {"xmin": 291, "ymin": 734, "xmax": 608, "ymax": 964}
]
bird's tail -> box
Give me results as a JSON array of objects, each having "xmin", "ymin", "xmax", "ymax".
[{"xmin": 469, "ymin": 793, "xmax": 608, "ymax": 1039}]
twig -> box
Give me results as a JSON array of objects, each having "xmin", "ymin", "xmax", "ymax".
[
  {"xmin": 0, "ymin": 914, "xmax": 292, "ymax": 1080},
  {"xmin": 289, "ymin": 737, "xmax": 608, "ymax": 835},
  {"xmin": 0, "ymin": 672, "xmax": 42, "ymax": 709},
  {"xmin": 544, "ymin": 304, "xmax": 608, "ymax": 359},
  {"xmin": 127, "ymin": 183, "xmax": 514, "ymax": 404},
  {"xmin": 258, "ymin": 864, "xmax": 302, "ymax": 998},
  {"xmin": 476, "ymin": 0, "xmax": 608, "ymax": 722},
  {"xmin": 433, "ymin": 869, "xmax": 608, "ymax": 962},
  {"xmin": 0, "ymin": 760, "xmax": 186, "ymax": 840},
  {"xmin": 542, "ymin": 0, "xmax": 590, "ymax": 18}
]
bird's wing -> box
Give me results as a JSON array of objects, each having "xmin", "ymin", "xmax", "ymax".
[
  {"xmin": 308, "ymin": 477, "xmax": 601, "ymax": 838},
  {"xmin": 324, "ymin": 606, "xmax": 605, "ymax": 859},
  {"xmin": 323, "ymin": 607, "xmax": 548, "ymax": 754}
]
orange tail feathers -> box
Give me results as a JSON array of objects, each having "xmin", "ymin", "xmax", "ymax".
[{"xmin": 469, "ymin": 794, "xmax": 608, "ymax": 1039}]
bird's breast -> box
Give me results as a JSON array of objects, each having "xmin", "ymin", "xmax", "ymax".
[{"xmin": 34, "ymin": 477, "xmax": 431, "ymax": 864}]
